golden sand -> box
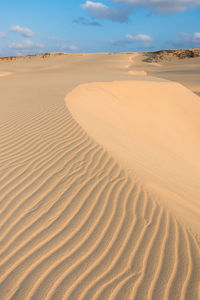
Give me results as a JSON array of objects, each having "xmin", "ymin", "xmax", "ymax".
[{"xmin": 0, "ymin": 52, "xmax": 199, "ymax": 299}]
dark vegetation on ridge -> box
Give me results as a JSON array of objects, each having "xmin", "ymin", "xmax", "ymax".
[{"xmin": 144, "ymin": 48, "xmax": 200, "ymax": 63}]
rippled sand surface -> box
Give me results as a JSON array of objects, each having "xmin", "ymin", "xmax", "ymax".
[{"xmin": 0, "ymin": 53, "xmax": 199, "ymax": 299}]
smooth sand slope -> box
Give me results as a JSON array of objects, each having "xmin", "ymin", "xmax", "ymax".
[
  {"xmin": 67, "ymin": 80, "xmax": 200, "ymax": 233},
  {"xmin": 0, "ymin": 72, "xmax": 12, "ymax": 78},
  {"xmin": 0, "ymin": 53, "xmax": 200, "ymax": 300},
  {"xmin": 127, "ymin": 52, "xmax": 200, "ymax": 95}
]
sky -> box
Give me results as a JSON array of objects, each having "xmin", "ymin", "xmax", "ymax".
[{"xmin": 0, "ymin": 0, "xmax": 200, "ymax": 56}]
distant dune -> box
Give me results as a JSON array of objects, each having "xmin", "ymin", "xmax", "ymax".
[
  {"xmin": 0, "ymin": 51, "xmax": 199, "ymax": 299},
  {"xmin": 144, "ymin": 48, "xmax": 200, "ymax": 63},
  {"xmin": 0, "ymin": 52, "xmax": 69, "ymax": 61}
]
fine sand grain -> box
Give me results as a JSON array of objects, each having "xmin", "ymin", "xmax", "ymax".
[
  {"xmin": 0, "ymin": 53, "xmax": 199, "ymax": 299},
  {"xmin": 67, "ymin": 80, "xmax": 200, "ymax": 233},
  {"xmin": 0, "ymin": 72, "xmax": 12, "ymax": 78},
  {"xmin": 128, "ymin": 70, "xmax": 147, "ymax": 76}
]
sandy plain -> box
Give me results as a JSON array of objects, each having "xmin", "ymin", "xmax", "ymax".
[{"xmin": 0, "ymin": 52, "xmax": 199, "ymax": 299}]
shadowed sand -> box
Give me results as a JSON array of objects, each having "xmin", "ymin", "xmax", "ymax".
[{"xmin": 0, "ymin": 52, "xmax": 199, "ymax": 299}]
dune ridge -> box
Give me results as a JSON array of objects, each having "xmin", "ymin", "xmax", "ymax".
[
  {"xmin": 67, "ymin": 80, "xmax": 200, "ymax": 234},
  {"xmin": 0, "ymin": 92, "xmax": 199, "ymax": 300},
  {"xmin": 0, "ymin": 53, "xmax": 199, "ymax": 299}
]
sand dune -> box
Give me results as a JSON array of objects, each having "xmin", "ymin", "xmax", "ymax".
[
  {"xmin": 128, "ymin": 70, "xmax": 147, "ymax": 76},
  {"xmin": 0, "ymin": 53, "xmax": 199, "ymax": 299},
  {"xmin": 128, "ymin": 52, "xmax": 200, "ymax": 94},
  {"xmin": 66, "ymin": 80, "xmax": 200, "ymax": 233}
]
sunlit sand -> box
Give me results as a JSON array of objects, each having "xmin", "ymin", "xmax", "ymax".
[{"xmin": 0, "ymin": 52, "xmax": 199, "ymax": 299}]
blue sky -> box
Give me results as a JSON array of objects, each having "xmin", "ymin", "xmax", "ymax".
[{"xmin": 0, "ymin": 0, "xmax": 200, "ymax": 56}]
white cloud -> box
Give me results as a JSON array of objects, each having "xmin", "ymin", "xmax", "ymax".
[
  {"xmin": 172, "ymin": 32, "xmax": 200, "ymax": 47},
  {"xmin": 66, "ymin": 45, "xmax": 79, "ymax": 51},
  {"xmin": 0, "ymin": 32, "xmax": 6, "ymax": 38},
  {"xmin": 126, "ymin": 33, "xmax": 153, "ymax": 42},
  {"xmin": 81, "ymin": 1, "xmax": 133, "ymax": 22},
  {"xmin": 111, "ymin": 33, "xmax": 154, "ymax": 48},
  {"xmin": 194, "ymin": 32, "xmax": 200, "ymax": 39},
  {"xmin": 83, "ymin": 1, "xmax": 106, "ymax": 10},
  {"xmin": 56, "ymin": 44, "xmax": 79, "ymax": 52},
  {"xmin": 114, "ymin": 0, "xmax": 200, "ymax": 13},
  {"xmin": 8, "ymin": 39, "xmax": 44, "ymax": 50},
  {"xmin": 10, "ymin": 25, "xmax": 35, "ymax": 37},
  {"xmin": 179, "ymin": 32, "xmax": 200, "ymax": 43}
]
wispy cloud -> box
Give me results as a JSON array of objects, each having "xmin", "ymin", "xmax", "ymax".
[
  {"xmin": 172, "ymin": 32, "xmax": 200, "ymax": 47},
  {"xmin": 56, "ymin": 44, "xmax": 79, "ymax": 52},
  {"xmin": 114, "ymin": 0, "xmax": 200, "ymax": 13},
  {"xmin": 81, "ymin": 1, "xmax": 133, "ymax": 22},
  {"xmin": 126, "ymin": 33, "xmax": 153, "ymax": 42},
  {"xmin": 8, "ymin": 39, "xmax": 44, "ymax": 50},
  {"xmin": 0, "ymin": 32, "xmax": 6, "ymax": 38},
  {"xmin": 65, "ymin": 45, "xmax": 79, "ymax": 51},
  {"xmin": 73, "ymin": 17, "xmax": 102, "ymax": 26},
  {"xmin": 46, "ymin": 37, "xmax": 79, "ymax": 52},
  {"xmin": 10, "ymin": 25, "xmax": 35, "ymax": 37},
  {"xmin": 111, "ymin": 33, "xmax": 153, "ymax": 46},
  {"xmin": 194, "ymin": 32, "xmax": 200, "ymax": 39}
]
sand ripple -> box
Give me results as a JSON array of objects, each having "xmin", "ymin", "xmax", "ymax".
[{"xmin": 0, "ymin": 94, "xmax": 199, "ymax": 299}]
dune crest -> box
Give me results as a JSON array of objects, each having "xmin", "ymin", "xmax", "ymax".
[
  {"xmin": 0, "ymin": 53, "xmax": 199, "ymax": 299},
  {"xmin": 66, "ymin": 80, "xmax": 200, "ymax": 234}
]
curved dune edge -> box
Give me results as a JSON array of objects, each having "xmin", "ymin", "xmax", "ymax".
[
  {"xmin": 66, "ymin": 80, "xmax": 200, "ymax": 234},
  {"xmin": 65, "ymin": 79, "xmax": 200, "ymax": 299},
  {"xmin": 0, "ymin": 78, "xmax": 199, "ymax": 299},
  {"xmin": 1, "ymin": 98, "xmax": 199, "ymax": 300}
]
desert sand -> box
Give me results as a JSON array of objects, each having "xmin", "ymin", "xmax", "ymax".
[
  {"xmin": 0, "ymin": 72, "xmax": 12, "ymax": 78},
  {"xmin": 0, "ymin": 52, "xmax": 199, "ymax": 299}
]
